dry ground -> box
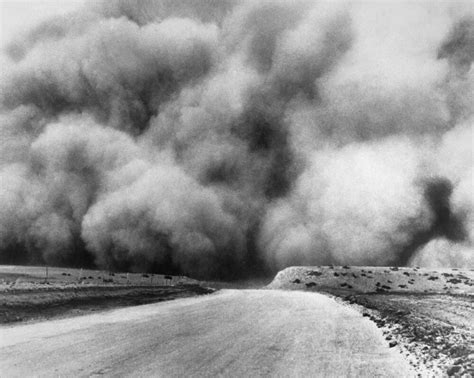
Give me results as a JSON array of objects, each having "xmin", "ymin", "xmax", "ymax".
[
  {"xmin": 1, "ymin": 290, "xmax": 414, "ymax": 377},
  {"xmin": 0, "ymin": 265, "xmax": 214, "ymax": 324},
  {"xmin": 269, "ymin": 266, "xmax": 474, "ymax": 377},
  {"xmin": 0, "ymin": 265, "xmax": 200, "ymax": 289},
  {"xmin": 2, "ymin": 264, "xmax": 473, "ymax": 376}
]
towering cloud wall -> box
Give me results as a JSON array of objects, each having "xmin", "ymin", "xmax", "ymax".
[{"xmin": 1, "ymin": 0, "xmax": 472, "ymax": 278}]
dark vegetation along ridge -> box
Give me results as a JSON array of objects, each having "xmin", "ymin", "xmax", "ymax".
[{"xmin": 269, "ymin": 266, "xmax": 474, "ymax": 377}]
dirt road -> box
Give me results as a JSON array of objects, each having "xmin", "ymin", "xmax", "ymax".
[{"xmin": 0, "ymin": 290, "xmax": 413, "ymax": 377}]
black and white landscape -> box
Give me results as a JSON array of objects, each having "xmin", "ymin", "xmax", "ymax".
[{"xmin": 0, "ymin": 1, "xmax": 473, "ymax": 377}]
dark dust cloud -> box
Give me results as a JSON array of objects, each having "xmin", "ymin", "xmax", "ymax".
[{"xmin": 0, "ymin": 0, "xmax": 472, "ymax": 278}]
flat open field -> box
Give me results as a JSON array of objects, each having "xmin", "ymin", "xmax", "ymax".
[
  {"xmin": 0, "ymin": 265, "xmax": 200, "ymax": 289},
  {"xmin": 0, "ymin": 265, "xmax": 214, "ymax": 324}
]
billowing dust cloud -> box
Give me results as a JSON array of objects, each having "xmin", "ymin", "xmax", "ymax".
[{"xmin": 0, "ymin": 0, "xmax": 472, "ymax": 278}]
